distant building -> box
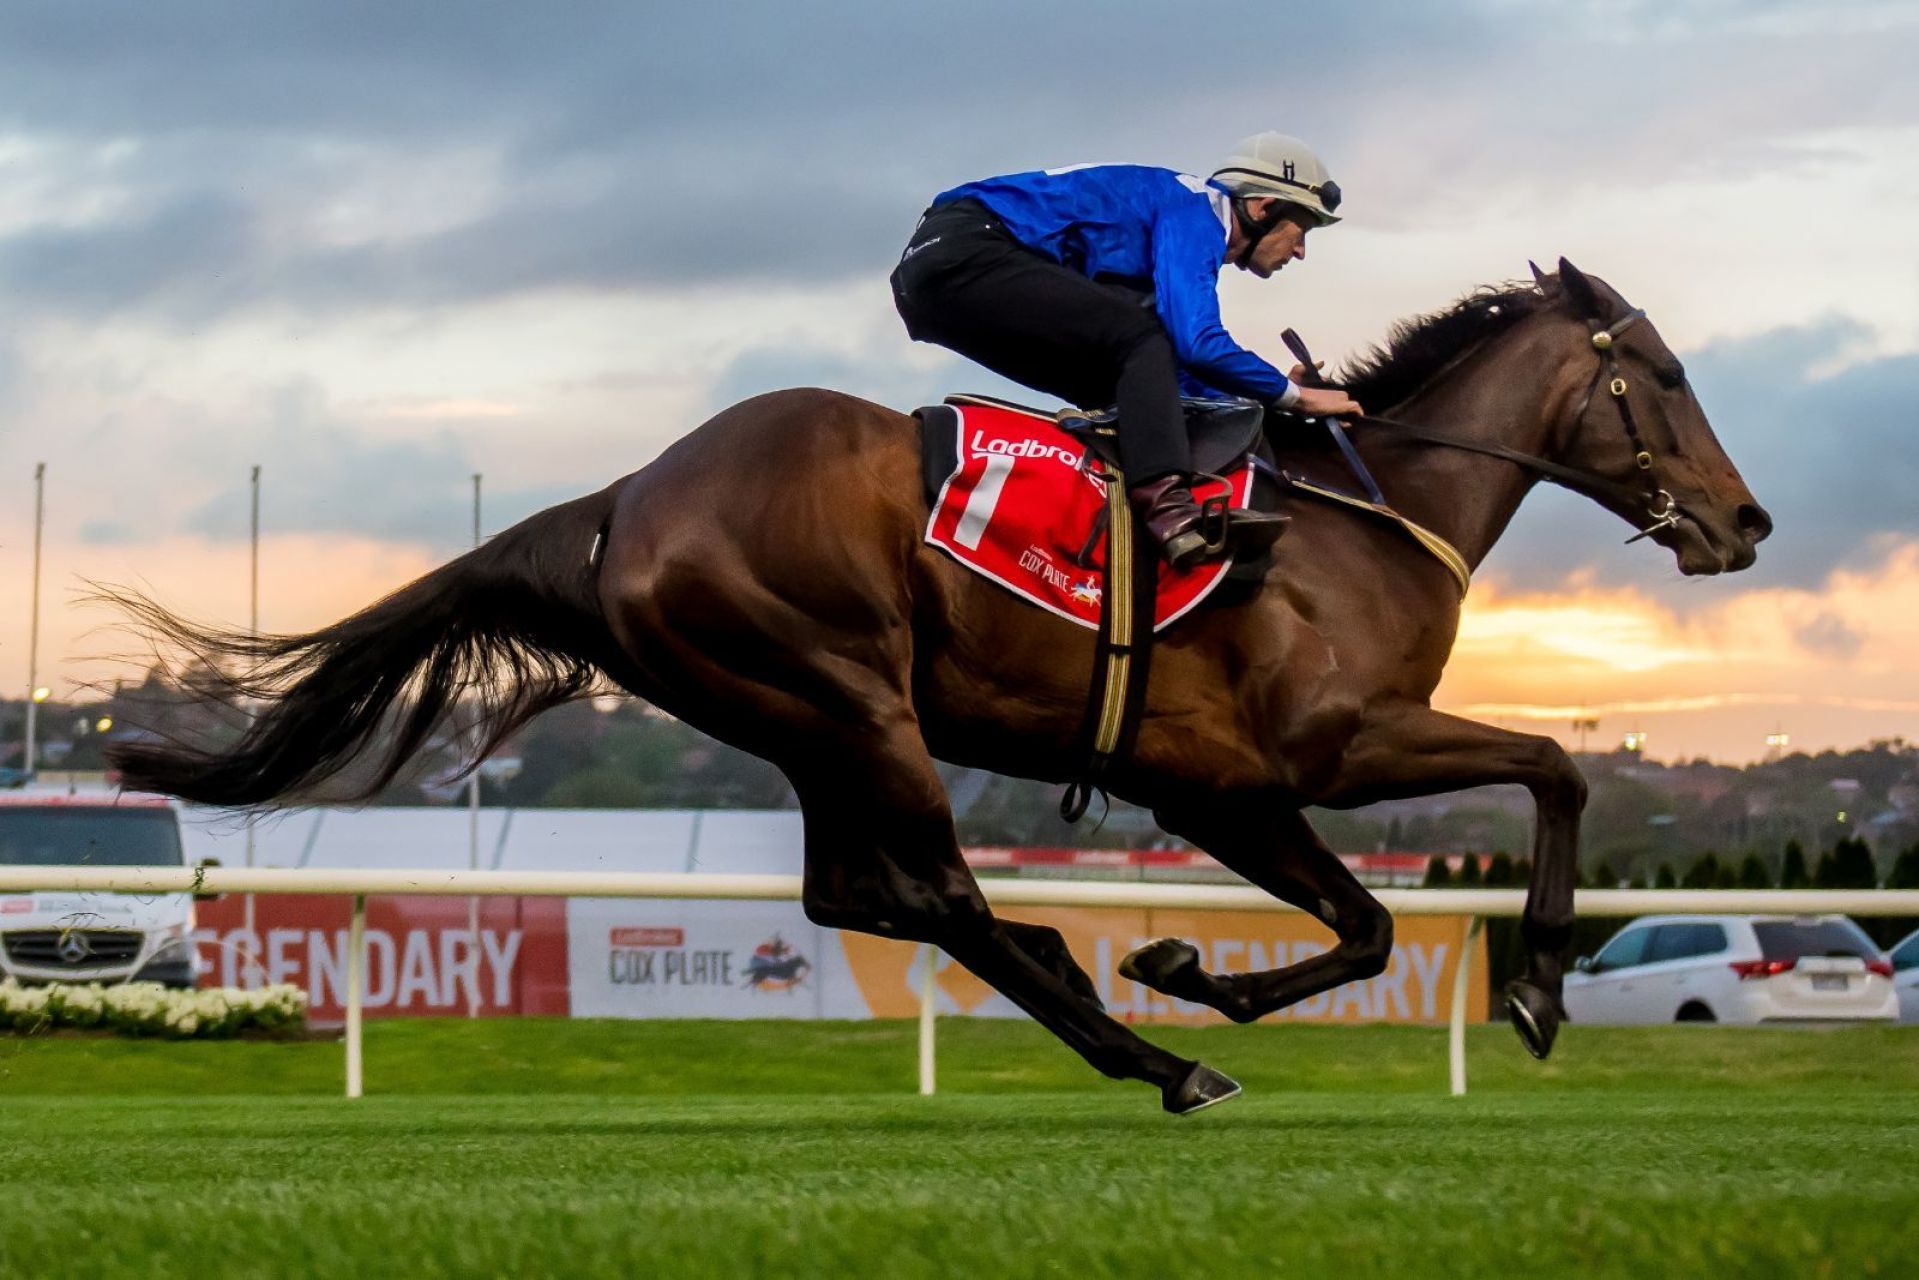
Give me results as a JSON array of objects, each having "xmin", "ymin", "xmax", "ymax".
[{"xmin": 1887, "ymin": 776, "xmax": 1919, "ymax": 813}]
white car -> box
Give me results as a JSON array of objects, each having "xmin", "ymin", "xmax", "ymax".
[
  {"xmin": 1563, "ymin": 914, "xmax": 1896, "ymax": 1025},
  {"xmin": 0, "ymin": 793, "xmax": 203, "ymax": 988},
  {"xmin": 1890, "ymin": 929, "xmax": 1919, "ymax": 1023}
]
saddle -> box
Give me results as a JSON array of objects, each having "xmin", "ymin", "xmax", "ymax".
[
  {"xmin": 919, "ymin": 392, "xmax": 1283, "ymax": 574},
  {"xmin": 942, "ymin": 393, "xmax": 1268, "ymax": 477}
]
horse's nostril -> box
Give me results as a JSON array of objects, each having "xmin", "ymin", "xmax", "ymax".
[{"xmin": 1736, "ymin": 503, "xmax": 1774, "ymax": 544}]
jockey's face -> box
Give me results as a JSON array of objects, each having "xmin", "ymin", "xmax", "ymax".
[{"xmin": 1229, "ymin": 198, "xmax": 1312, "ymax": 279}]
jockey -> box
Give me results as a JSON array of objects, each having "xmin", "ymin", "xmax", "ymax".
[{"xmin": 893, "ymin": 132, "xmax": 1365, "ymax": 569}]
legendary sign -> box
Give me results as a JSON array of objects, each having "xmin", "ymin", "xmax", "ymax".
[{"xmin": 194, "ymin": 894, "xmax": 567, "ymax": 1022}]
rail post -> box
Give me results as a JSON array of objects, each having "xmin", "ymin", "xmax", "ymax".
[
  {"xmin": 345, "ymin": 894, "xmax": 366, "ymax": 1099},
  {"xmin": 918, "ymin": 942, "xmax": 937, "ymax": 1096},
  {"xmin": 1448, "ymin": 915, "xmax": 1483, "ymax": 1097}
]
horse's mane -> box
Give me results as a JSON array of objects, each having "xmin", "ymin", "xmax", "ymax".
[{"xmin": 1337, "ymin": 282, "xmax": 1547, "ymax": 412}]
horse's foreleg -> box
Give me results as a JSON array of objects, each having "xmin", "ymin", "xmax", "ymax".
[
  {"xmin": 1323, "ymin": 704, "xmax": 1586, "ymax": 1059},
  {"xmin": 1124, "ymin": 805, "xmax": 1393, "ymax": 1022},
  {"xmin": 998, "ymin": 919, "xmax": 1105, "ymax": 1010}
]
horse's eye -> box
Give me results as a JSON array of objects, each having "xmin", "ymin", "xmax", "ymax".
[{"xmin": 1656, "ymin": 363, "xmax": 1686, "ymax": 390}]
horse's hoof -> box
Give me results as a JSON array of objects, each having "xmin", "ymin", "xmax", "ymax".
[
  {"xmin": 1119, "ymin": 937, "xmax": 1201, "ymax": 992},
  {"xmin": 1505, "ymin": 980, "xmax": 1564, "ymax": 1060},
  {"xmin": 1163, "ymin": 1062, "xmax": 1242, "ymax": 1116}
]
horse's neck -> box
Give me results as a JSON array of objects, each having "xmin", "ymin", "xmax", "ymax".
[{"xmin": 1366, "ymin": 327, "xmax": 1572, "ymax": 571}]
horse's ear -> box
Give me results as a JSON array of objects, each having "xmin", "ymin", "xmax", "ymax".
[
  {"xmin": 1557, "ymin": 256, "xmax": 1602, "ymax": 318},
  {"xmin": 1529, "ymin": 260, "xmax": 1558, "ymax": 297}
]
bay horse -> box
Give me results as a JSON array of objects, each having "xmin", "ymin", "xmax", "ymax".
[{"xmin": 107, "ymin": 259, "xmax": 1770, "ymax": 1113}]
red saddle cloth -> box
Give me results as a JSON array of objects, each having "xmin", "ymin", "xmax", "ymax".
[{"xmin": 924, "ymin": 399, "xmax": 1253, "ymax": 632}]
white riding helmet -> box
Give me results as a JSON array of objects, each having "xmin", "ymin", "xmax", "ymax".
[{"xmin": 1211, "ymin": 132, "xmax": 1342, "ymax": 225}]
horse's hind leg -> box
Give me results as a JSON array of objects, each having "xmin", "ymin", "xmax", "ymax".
[
  {"xmin": 1122, "ymin": 804, "xmax": 1394, "ymax": 1024},
  {"xmin": 791, "ymin": 731, "xmax": 1232, "ymax": 1113}
]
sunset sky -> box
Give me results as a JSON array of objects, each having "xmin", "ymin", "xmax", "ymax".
[{"xmin": 2, "ymin": 2, "xmax": 1915, "ymax": 763}]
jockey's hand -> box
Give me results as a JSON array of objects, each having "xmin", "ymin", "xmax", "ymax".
[
  {"xmin": 1287, "ymin": 360, "xmax": 1326, "ymax": 386},
  {"xmin": 1293, "ymin": 384, "xmax": 1364, "ymax": 419}
]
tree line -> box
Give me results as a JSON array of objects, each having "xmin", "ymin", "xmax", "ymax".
[{"xmin": 8, "ymin": 679, "xmax": 1918, "ymax": 881}]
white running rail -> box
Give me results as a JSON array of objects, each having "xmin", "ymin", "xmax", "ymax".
[{"xmin": 5, "ymin": 866, "xmax": 1915, "ymax": 1098}]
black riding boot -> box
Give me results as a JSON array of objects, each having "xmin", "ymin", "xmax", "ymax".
[
  {"xmin": 1130, "ymin": 475, "xmax": 1290, "ymax": 571},
  {"xmin": 1129, "ymin": 475, "xmax": 1212, "ymax": 570}
]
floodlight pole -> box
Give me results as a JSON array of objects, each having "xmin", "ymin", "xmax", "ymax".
[
  {"xmin": 23, "ymin": 464, "xmax": 45, "ymax": 777},
  {"xmin": 467, "ymin": 473, "xmax": 482, "ymax": 1018}
]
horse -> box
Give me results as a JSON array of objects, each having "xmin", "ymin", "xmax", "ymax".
[{"xmin": 105, "ymin": 259, "xmax": 1771, "ymax": 1113}]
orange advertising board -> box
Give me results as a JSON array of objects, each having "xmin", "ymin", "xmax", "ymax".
[{"xmin": 841, "ymin": 907, "xmax": 1488, "ymax": 1024}]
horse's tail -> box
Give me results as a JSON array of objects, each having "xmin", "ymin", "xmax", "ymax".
[{"xmin": 103, "ymin": 485, "xmax": 621, "ymax": 808}]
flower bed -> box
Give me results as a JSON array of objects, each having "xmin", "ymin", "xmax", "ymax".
[{"xmin": 0, "ymin": 978, "xmax": 308, "ymax": 1039}]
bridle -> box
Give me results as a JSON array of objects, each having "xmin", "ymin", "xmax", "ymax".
[
  {"xmin": 1321, "ymin": 307, "xmax": 1692, "ymax": 545},
  {"xmin": 1567, "ymin": 308, "xmax": 1682, "ymax": 543}
]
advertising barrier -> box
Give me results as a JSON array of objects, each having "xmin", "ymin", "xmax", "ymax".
[
  {"xmin": 567, "ymin": 899, "xmax": 866, "ymax": 1020},
  {"xmin": 199, "ymin": 894, "xmax": 1485, "ymax": 1026},
  {"xmin": 813, "ymin": 905, "xmax": 1483, "ymax": 1024},
  {"xmin": 194, "ymin": 895, "xmax": 568, "ymax": 1021}
]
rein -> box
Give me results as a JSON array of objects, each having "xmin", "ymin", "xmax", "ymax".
[{"xmin": 1303, "ymin": 309, "xmax": 1687, "ymax": 545}]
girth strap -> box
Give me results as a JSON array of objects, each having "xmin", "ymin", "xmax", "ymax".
[{"xmin": 1060, "ymin": 456, "xmax": 1157, "ymax": 824}]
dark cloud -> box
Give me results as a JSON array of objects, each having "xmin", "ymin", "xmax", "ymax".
[
  {"xmin": 78, "ymin": 518, "xmax": 137, "ymax": 546},
  {"xmin": 0, "ymin": 339, "xmax": 18, "ymax": 415},
  {"xmin": 1794, "ymin": 611, "xmax": 1864, "ymax": 660},
  {"xmin": 182, "ymin": 380, "xmax": 477, "ymax": 545},
  {"xmin": 0, "ymin": 3, "xmax": 1908, "ymax": 317},
  {"xmin": 0, "ymin": 4, "xmax": 1435, "ymax": 139},
  {"xmin": 0, "ymin": 193, "xmax": 257, "ymax": 321},
  {"xmin": 1480, "ymin": 318, "xmax": 1919, "ymax": 600},
  {"xmin": 290, "ymin": 166, "xmax": 915, "ymax": 303},
  {"xmin": 706, "ymin": 344, "xmax": 1033, "ymax": 421},
  {"xmin": 1685, "ymin": 325, "xmax": 1919, "ymax": 586},
  {"xmin": 0, "ymin": 1, "xmax": 1912, "ymax": 593},
  {"xmin": 150, "ymin": 381, "xmax": 612, "ymax": 550},
  {"xmin": 480, "ymin": 481, "xmax": 612, "ymax": 541}
]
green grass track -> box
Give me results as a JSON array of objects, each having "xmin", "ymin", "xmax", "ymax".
[{"xmin": 3, "ymin": 1020, "xmax": 1916, "ymax": 1278}]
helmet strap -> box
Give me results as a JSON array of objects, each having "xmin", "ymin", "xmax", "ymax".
[{"xmin": 1231, "ymin": 197, "xmax": 1286, "ymax": 268}]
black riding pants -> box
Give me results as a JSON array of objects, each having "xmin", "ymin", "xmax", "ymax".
[{"xmin": 890, "ymin": 199, "xmax": 1191, "ymax": 484}]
